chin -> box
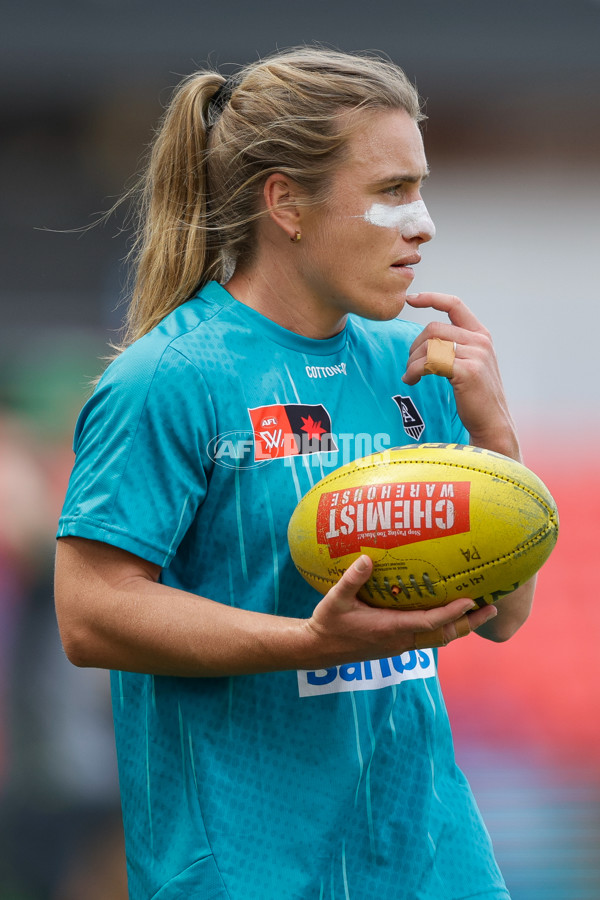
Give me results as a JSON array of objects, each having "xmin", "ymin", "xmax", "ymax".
[{"xmin": 361, "ymin": 294, "xmax": 407, "ymax": 321}]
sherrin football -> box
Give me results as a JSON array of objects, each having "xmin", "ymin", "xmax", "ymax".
[{"xmin": 287, "ymin": 443, "xmax": 559, "ymax": 609}]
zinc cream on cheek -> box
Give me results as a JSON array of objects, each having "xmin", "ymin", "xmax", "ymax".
[{"xmin": 363, "ymin": 199, "xmax": 436, "ymax": 240}]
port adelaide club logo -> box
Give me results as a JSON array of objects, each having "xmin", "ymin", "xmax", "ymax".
[{"xmin": 392, "ymin": 395, "xmax": 425, "ymax": 441}]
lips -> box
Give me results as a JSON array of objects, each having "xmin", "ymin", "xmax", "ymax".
[{"xmin": 392, "ymin": 254, "xmax": 421, "ymax": 268}]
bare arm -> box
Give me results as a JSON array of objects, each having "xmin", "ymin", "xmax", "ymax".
[
  {"xmin": 402, "ymin": 291, "xmax": 536, "ymax": 641},
  {"xmin": 54, "ymin": 536, "xmax": 498, "ymax": 677}
]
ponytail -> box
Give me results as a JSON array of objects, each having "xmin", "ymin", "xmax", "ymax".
[{"xmin": 123, "ymin": 72, "xmax": 225, "ymax": 346}]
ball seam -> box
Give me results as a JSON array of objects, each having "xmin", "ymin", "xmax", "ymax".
[{"xmin": 295, "ymin": 522, "xmax": 556, "ymax": 589}]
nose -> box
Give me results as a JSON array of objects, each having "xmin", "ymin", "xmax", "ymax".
[
  {"xmin": 362, "ymin": 199, "xmax": 436, "ymax": 242},
  {"xmin": 400, "ymin": 200, "xmax": 436, "ymax": 243}
]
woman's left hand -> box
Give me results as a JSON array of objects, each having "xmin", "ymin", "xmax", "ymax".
[{"xmin": 402, "ymin": 291, "xmax": 521, "ymax": 461}]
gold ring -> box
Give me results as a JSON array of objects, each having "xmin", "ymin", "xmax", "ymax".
[{"xmin": 423, "ymin": 338, "xmax": 455, "ymax": 379}]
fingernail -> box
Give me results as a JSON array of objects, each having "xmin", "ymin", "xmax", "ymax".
[
  {"xmin": 355, "ymin": 555, "xmax": 370, "ymax": 573},
  {"xmin": 406, "ymin": 293, "xmax": 419, "ymax": 299},
  {"xmin": 484, "ymin": 606, "xmax": 498, "ymax": 621}
]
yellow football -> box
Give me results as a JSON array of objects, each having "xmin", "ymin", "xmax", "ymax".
[{"xmin": 287, "ymin": 443, "xmax": 559, "ymax": 609}]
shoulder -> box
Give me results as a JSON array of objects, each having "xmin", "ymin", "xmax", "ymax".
[
  {"xmin": 74, "ymin": 294, "xmax": 229, "ymax": 450},
  {"xmin": 99, "ymin": 282, "xmax": 237, "ymax": 392}
]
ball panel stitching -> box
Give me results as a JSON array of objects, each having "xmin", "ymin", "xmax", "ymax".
[{"xmin": 294, "ymin": 521, "xmax": 557, "ymax": 589}]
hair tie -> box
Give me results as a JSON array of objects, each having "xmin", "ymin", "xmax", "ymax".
[{"xmin": 209, "ymin": 78, "xmax": 232, "ymax": 119}]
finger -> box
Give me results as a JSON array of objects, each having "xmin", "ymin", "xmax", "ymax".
[
  {"xmin": 414, "ymin": 626, "xmax": 448, "ymax": 649},
  {"xmin": 403, "ymin": 335, "xmax": 456, "ymax": 385},
  {"xmin": 423, "ymin": 338, "xmax": 455, "ymax": 379},
  {"xmin": 405, "ymin": 292, "xmax": 486, "ymax": 333},
  {"xmin": 414, "ymin": 605, "xmax": 497, "ymax": 649},
  {"xmin": 466, "ymin": 603, "xmax": 499, "ymax": 631},
  {"xmin": 403, "ymin": 327, "xmax": 493, "ymax": 386},
  {"xmin": 454, "ymin": 614, "xmax": 472, "ymax": 639},
  {"xmin": 414, "ymin": 616, "xmax": 469, "ymax": 649},
  {"xmin": 408, "ymin": 323, "xmax": 487, "ymax": 357},
  {"xmin": 331, "ymin": 555, "xmax": 373, "ymax": 601},
  {"xmin": 410, "ymin": 597, "xmax": 478, "ymax": 634}
]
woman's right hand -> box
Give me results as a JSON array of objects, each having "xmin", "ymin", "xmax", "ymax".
[{"xmin": 302, "ymin": 555, "xmax": 497, "ymax": 667}]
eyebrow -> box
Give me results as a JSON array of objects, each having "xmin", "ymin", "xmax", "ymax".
[{"xmin": 371, "ymin": 171, "xmax": 430, "ymax": 188}]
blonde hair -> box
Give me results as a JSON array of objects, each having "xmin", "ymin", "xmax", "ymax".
[{"xmin": 123, "ymin": 47, "xmax": 423, "ymax": 346}]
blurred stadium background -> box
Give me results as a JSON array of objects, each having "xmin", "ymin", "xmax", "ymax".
[{"xmin": 1, "ymin": 1, "xmax": 599, "ymax": 897}]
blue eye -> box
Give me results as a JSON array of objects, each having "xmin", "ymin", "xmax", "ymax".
[{"xmin": 384, "ymin": 183, "xmax": 408, "ymax": 198}]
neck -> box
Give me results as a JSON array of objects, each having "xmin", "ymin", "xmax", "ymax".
[{"xmin": 226, "ymin": 258, "xmax": 347, "ymax": 340}]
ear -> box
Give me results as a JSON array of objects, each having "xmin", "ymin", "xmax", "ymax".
[{"xmin": 263, "ymin": 173, "xmax": 303, "ymax": 240}]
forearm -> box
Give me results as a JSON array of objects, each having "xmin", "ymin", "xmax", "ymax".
[
  {"xmin": 473, "ymin": 576, "xmax": 535, "ymax": 642},
  {"xmin": 55, "ymin": 539, "xmax": 314, "ymax": 677},
  {"xmin": 468, "ymin": 399, "xmax": 522, "ymax": 463},
  {"xmin": 74, "ymin": 588, "xmax": 314, "ymax": 677}
]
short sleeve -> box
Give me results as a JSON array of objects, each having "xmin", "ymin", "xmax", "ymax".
[{"xmin": 57, "ymin": 342, "xmax": 215, "ymax": 568}]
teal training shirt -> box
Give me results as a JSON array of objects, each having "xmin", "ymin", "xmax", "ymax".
[{"xmin": 58, "ymin": 281, "xmax": 509, "ymax": 900}]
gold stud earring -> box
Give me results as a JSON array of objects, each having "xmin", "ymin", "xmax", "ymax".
[{"xmin": 290, "ymin": 231, "xmax": 301, "ymax": 243}]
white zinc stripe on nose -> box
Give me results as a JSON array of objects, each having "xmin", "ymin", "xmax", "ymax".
[{"xmin": 363, "ymin": 199, "xmax": 436, "ymax": 239}]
